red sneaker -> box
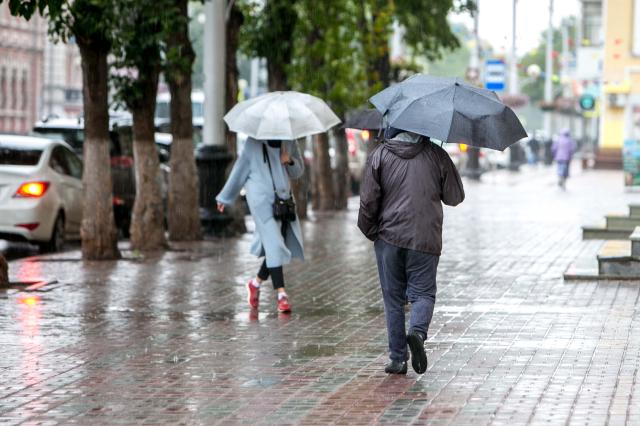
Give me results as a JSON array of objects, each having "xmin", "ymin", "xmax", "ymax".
[
  {"xmin": 277, "ymin": 294, "xmax": 291, "ymax": 313},
  {"xmin": 246, "ymin": 279, "xmax": 260, "ymax": 309}
]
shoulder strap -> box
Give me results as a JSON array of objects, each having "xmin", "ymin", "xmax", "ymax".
[{"xmin": 262, "ymin": 143, "xmax": 277, "ymax": 193}]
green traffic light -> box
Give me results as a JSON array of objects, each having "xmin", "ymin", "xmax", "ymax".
[{"xmin": 579, "ymin": 94, "xmax": 595, "ymax": 111}]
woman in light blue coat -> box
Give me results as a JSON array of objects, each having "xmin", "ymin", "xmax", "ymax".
[{"xmin": 216, "ymin": 138, "xmax": 304, "ymax": 313}]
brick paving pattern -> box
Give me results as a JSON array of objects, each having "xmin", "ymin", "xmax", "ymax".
[{"xmin": 1, "ymin": 165, "xmax": 640, "ymax": 425}]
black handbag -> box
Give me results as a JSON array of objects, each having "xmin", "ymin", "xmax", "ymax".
[{"xmin": 263, "ymin": 144, "xmax": 297, "ymax": 222}]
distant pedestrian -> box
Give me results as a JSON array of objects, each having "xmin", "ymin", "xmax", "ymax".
[
  {"xmin": 216, "ymin": 138, "xmax": 304, "ymax": 313},
  {"xmin": 528, "ymin": 134, "xmax": 540, "ymax": 165},
  {"xmin": 358, "ymin": 129, "xmax": 465, "ymax": 375},
  {"xmin": 552, "ymin": 129, "xmax": 577, "ymax": 189}
]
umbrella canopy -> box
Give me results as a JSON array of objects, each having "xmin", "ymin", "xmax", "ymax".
[
  {"xmin": 342, "ymin": 109, "xmax": 383, "ymax": 130},
  {"xmin": 224, "ymin": 91, "xmax": 341, "ymax": 140},
  {"xmin": 370, "ymin": 75, "xmax": 527, "ymax": 151}
]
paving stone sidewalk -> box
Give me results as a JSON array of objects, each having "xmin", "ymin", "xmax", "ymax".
[{"xmin": 1, "ymin": 165, "xmax": 640, "ymax": 425}]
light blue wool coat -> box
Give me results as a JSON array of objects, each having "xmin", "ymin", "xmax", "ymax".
[{"xmin": 216, "ymin": 138, "xmax": 305, "ymax": 268}]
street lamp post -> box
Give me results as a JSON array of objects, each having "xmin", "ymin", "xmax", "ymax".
[
  {"xmin": 464, "ymin": 0, "xmax": 482, "ymax": 180},
  {"xmin": 197, "ymin": 0, "xmax": 233, "ymax": 234},
  {"xmin": 543, "ymin": 0, "xmax": 554, "ymax": 140},
  {"xmin": 508, "ymin": 0, "xmax": 521, "ymax": 171}
]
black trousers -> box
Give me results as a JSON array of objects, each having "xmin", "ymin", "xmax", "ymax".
[{"xmin": 256, "ymin": 220, "xmax": 288, "ymax": 290}]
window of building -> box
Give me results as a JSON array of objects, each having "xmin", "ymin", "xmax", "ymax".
[
  {"xmin": 21, "ymin": 70, "xmax": 28, "ymax": 110},
  {"xmin": 0, "ymin": 68, "xmax": 5, "ymax": 110},
  {"xmin": 64, "ymin": 89, "xmax": 82, "ymax": 102},
  {"xmin": 11, "ymin": 69, "xmax": 17, "ymax": 110}
]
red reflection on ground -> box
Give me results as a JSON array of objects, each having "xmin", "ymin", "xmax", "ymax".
[
  {"xmin": 18, "ymin": 293, "xmax": 42, "ymax": 388},
  {"xmin": 16, "ymin": 260, "xmax": 44, "ymax": 283}
]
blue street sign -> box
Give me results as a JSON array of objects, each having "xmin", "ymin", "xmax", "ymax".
[{"xmin": 485, "ymin": 59, "xmax": 505, "ymax": 91}]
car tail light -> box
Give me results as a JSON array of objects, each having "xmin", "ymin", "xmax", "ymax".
[
  {"xmin": 15, "ymin": 223, "xmax": 39, "ymax": 230},
  {"xmin": 14, "ymin": 182, "xmax": 50, "ymax": 198}
]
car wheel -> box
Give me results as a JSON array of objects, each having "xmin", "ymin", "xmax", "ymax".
[{"xmin": 40, "ymin": 214, "xmax": 65, "ymax": 253}]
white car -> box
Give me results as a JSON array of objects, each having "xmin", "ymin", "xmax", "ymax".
[{"xmin": 0, "ymin": 135, "xmax": 83, "ymax": 252}]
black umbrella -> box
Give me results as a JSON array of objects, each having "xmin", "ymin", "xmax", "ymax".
[
  {"xmin": 370, "ymin": 75, "xmax": 527, "ymax": 151},
  {"xmin": 342, "ymin": 109, "xmax": 383, "ymax": 130}
]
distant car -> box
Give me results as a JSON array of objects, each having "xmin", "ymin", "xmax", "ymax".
[
  {"xmin": 0, "ymin": 135, "xmax": 83, "ymax": 252},
  {"xmin": 34, "ymin": 116, "xmax": 171, "ymax": 238}
]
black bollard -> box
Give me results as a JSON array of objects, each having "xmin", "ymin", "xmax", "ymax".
[
  {"xmin": 463, "ymin": 147, "xmax": 482, "ymax": 180},
  {"xmin": 195, "ymin": 144, "xmax": 234, "ymax": 235},
  {"xmin": 508, "ymin": 144, "xmax": 520, "ymax": 171}
]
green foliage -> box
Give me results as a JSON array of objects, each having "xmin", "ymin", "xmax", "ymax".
[
  {"xmin": 288, "ymin": 0, "xmax": 368, "ymax": 117},
  {"xmin": 519, "ymin": 19, "xmax": 575, "ymax": 103},
  {"xmin": 425, "ymin": 23, "xmax": 471, "ymax": 78},
  {"xmin": 2, "ymin": 0, "xmax": 114, "ymax": 49},
  {"xmin": 240, "ymin": 0, "xmax": 298, "ymax": 70},
  {"xmin": 110, "ymin": 0, "xmax": 175, "ymax": 110},
  {"xmin": 396, "ymin": 0, "xmax": 474, "ymax": 61},
  {"xmin": 189, "ymin": 2, "xmax": 205, "ymax": 88}
]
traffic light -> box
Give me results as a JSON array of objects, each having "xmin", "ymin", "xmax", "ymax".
[{"xmin": 579, "ymin": 94, "xmax": 596, "ymax": 111}]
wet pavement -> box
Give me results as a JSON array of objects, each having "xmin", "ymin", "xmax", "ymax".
[{"xmin": 1, "ymin": 164, "xmax": 640, "ymax": 425}]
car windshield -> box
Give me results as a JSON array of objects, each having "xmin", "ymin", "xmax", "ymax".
[
  {"xmin": 0, "ymin": 145, "xmax": 42, "ymax": 166},
  {"xmin": 33, "ymin": 128, "xmax": 84, "ymax": 152}
]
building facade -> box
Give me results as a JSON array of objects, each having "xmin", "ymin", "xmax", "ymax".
[
  {"xmin": 42, "ymin": 39, "xmax": 83, "ymax": 120},
  {"xmin": 0, "ymin": 4, "xmax": 46, "ymax": 134},
  {"xmin": 0, "ymin": 4, "xmax": 83, "ymax": 135},
  {"xmin": 600, "ymin": 0, "xmax": 640, "ymax": 153}
]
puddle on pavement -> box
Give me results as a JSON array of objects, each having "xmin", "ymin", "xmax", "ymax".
[
  {"xmin": 293, "ymin": 344, "xmax": 338, "ymax": 358},
  {"xmin": 202, "ymin": 310, "xmax": 235, "ymax": 322},
  {"xmin": 303, "ymin": 307, "xmax": 339, "ymax": 317},
  {"xmin": 241, "ymin": 376, "xmax": 280, "ymax": 388}
]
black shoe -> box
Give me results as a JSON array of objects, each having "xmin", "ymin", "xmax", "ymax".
[
  {"xmin": 384, "ymin": 359, "xmax": 407, "ymax": 374},
  {"xmin": 407, "ymin": 332, "xmax": 428, "ymax": 374}
]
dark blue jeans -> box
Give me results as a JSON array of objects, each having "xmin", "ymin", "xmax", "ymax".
[{"xmin": 374, "ymin": 239, "xmax": 439, "ymax": 362}]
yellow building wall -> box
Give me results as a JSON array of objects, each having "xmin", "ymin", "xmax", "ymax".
[{"xmin": 601, "ymin": 0, "xmax": 640, "ymax": 148}]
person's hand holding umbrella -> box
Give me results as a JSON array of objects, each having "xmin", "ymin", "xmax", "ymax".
[{"xmin": 280, "ymin": 145, "xmax": 293, "ymax": 165}]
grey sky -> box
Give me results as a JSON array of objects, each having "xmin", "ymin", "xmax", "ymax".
[{"xmin": 451, "ymin": 0, "xmax": 581, "ymax": 56}]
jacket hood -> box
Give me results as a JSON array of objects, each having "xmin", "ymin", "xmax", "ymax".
[{"xmin": 384, "ymin": 139, "xmax": 426, "ymax": 159}]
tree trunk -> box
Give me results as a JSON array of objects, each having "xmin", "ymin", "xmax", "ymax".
[
  {"xmin": 224, "ymin": 3, "xmax": 247, "ymax": 235},
  {"xmin": 291, "ymin": 139, "xmax": 309, "ymax": 219},
  {"xmin": 313, "ymin": 132, "xmax": 334, "ymax": 211},
  {"xmin": 130, "ymin": 68, "xmax": 167, "ymax": 251},
  {"xmin": 166, "ymin": 0, "xmax": 201, "ymax": 242},
  {"xmin": 78, "ymin": 42, "xmax": 120, "ymax": 260},
  {"xmin": 268, "ymin": 62, "xmax": 288, "ymax": 92},
  {"xmin": 359, "ymin": 0, "xmax": 391, "ymax": 91},
  {"xmin": 0, "ymin": 253, "xmax": 7, "ymax": 287},
  {"xmin": 333, "ymin": 129, "xmax": 350, "ymax": 210}
]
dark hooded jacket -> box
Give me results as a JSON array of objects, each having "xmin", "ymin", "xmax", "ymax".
[{"xmin": 357, "ymin": 138, "xmax": 465, "ymax": 255}]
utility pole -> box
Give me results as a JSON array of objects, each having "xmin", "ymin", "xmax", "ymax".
[
  {"xmin": 543, "ymin": 0, "xmax": 554, "ymax": 140},
  {"xmin": 508, "ymin": 0, "xmax": 522, "ymax": 171},
  {"xmin": 203, "ymin": 0, "xmax": 226, "ymax": 148},
  {"xmin": 197, "ymin": 0, "xmax": 232, "ymax": 234},
  {"xmin": 509, "ymin": 0, "xmax": 518, "ymax": 95},
  {"xmin": 464, "ymin": 0, "xmax": 482, "ymax": 180}
]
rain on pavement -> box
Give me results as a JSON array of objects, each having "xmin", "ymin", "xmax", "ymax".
[{"xmin": 1, "ymin": 165, "xmax": 640, "ymax": 425}]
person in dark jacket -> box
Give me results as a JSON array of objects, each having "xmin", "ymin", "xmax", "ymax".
[{"xmin": 358, "ymin": 130, "xmax": 465, "ymax": 375}]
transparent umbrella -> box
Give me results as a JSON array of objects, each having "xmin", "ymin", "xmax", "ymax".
[{"xmin": 224, "ymin": 91, "xmax": 341, "ymax": 140}]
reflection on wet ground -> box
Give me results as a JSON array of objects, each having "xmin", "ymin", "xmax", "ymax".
[{"xmin": 1, "ymin": 167, "xmax": 640, "ymax": 424}]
